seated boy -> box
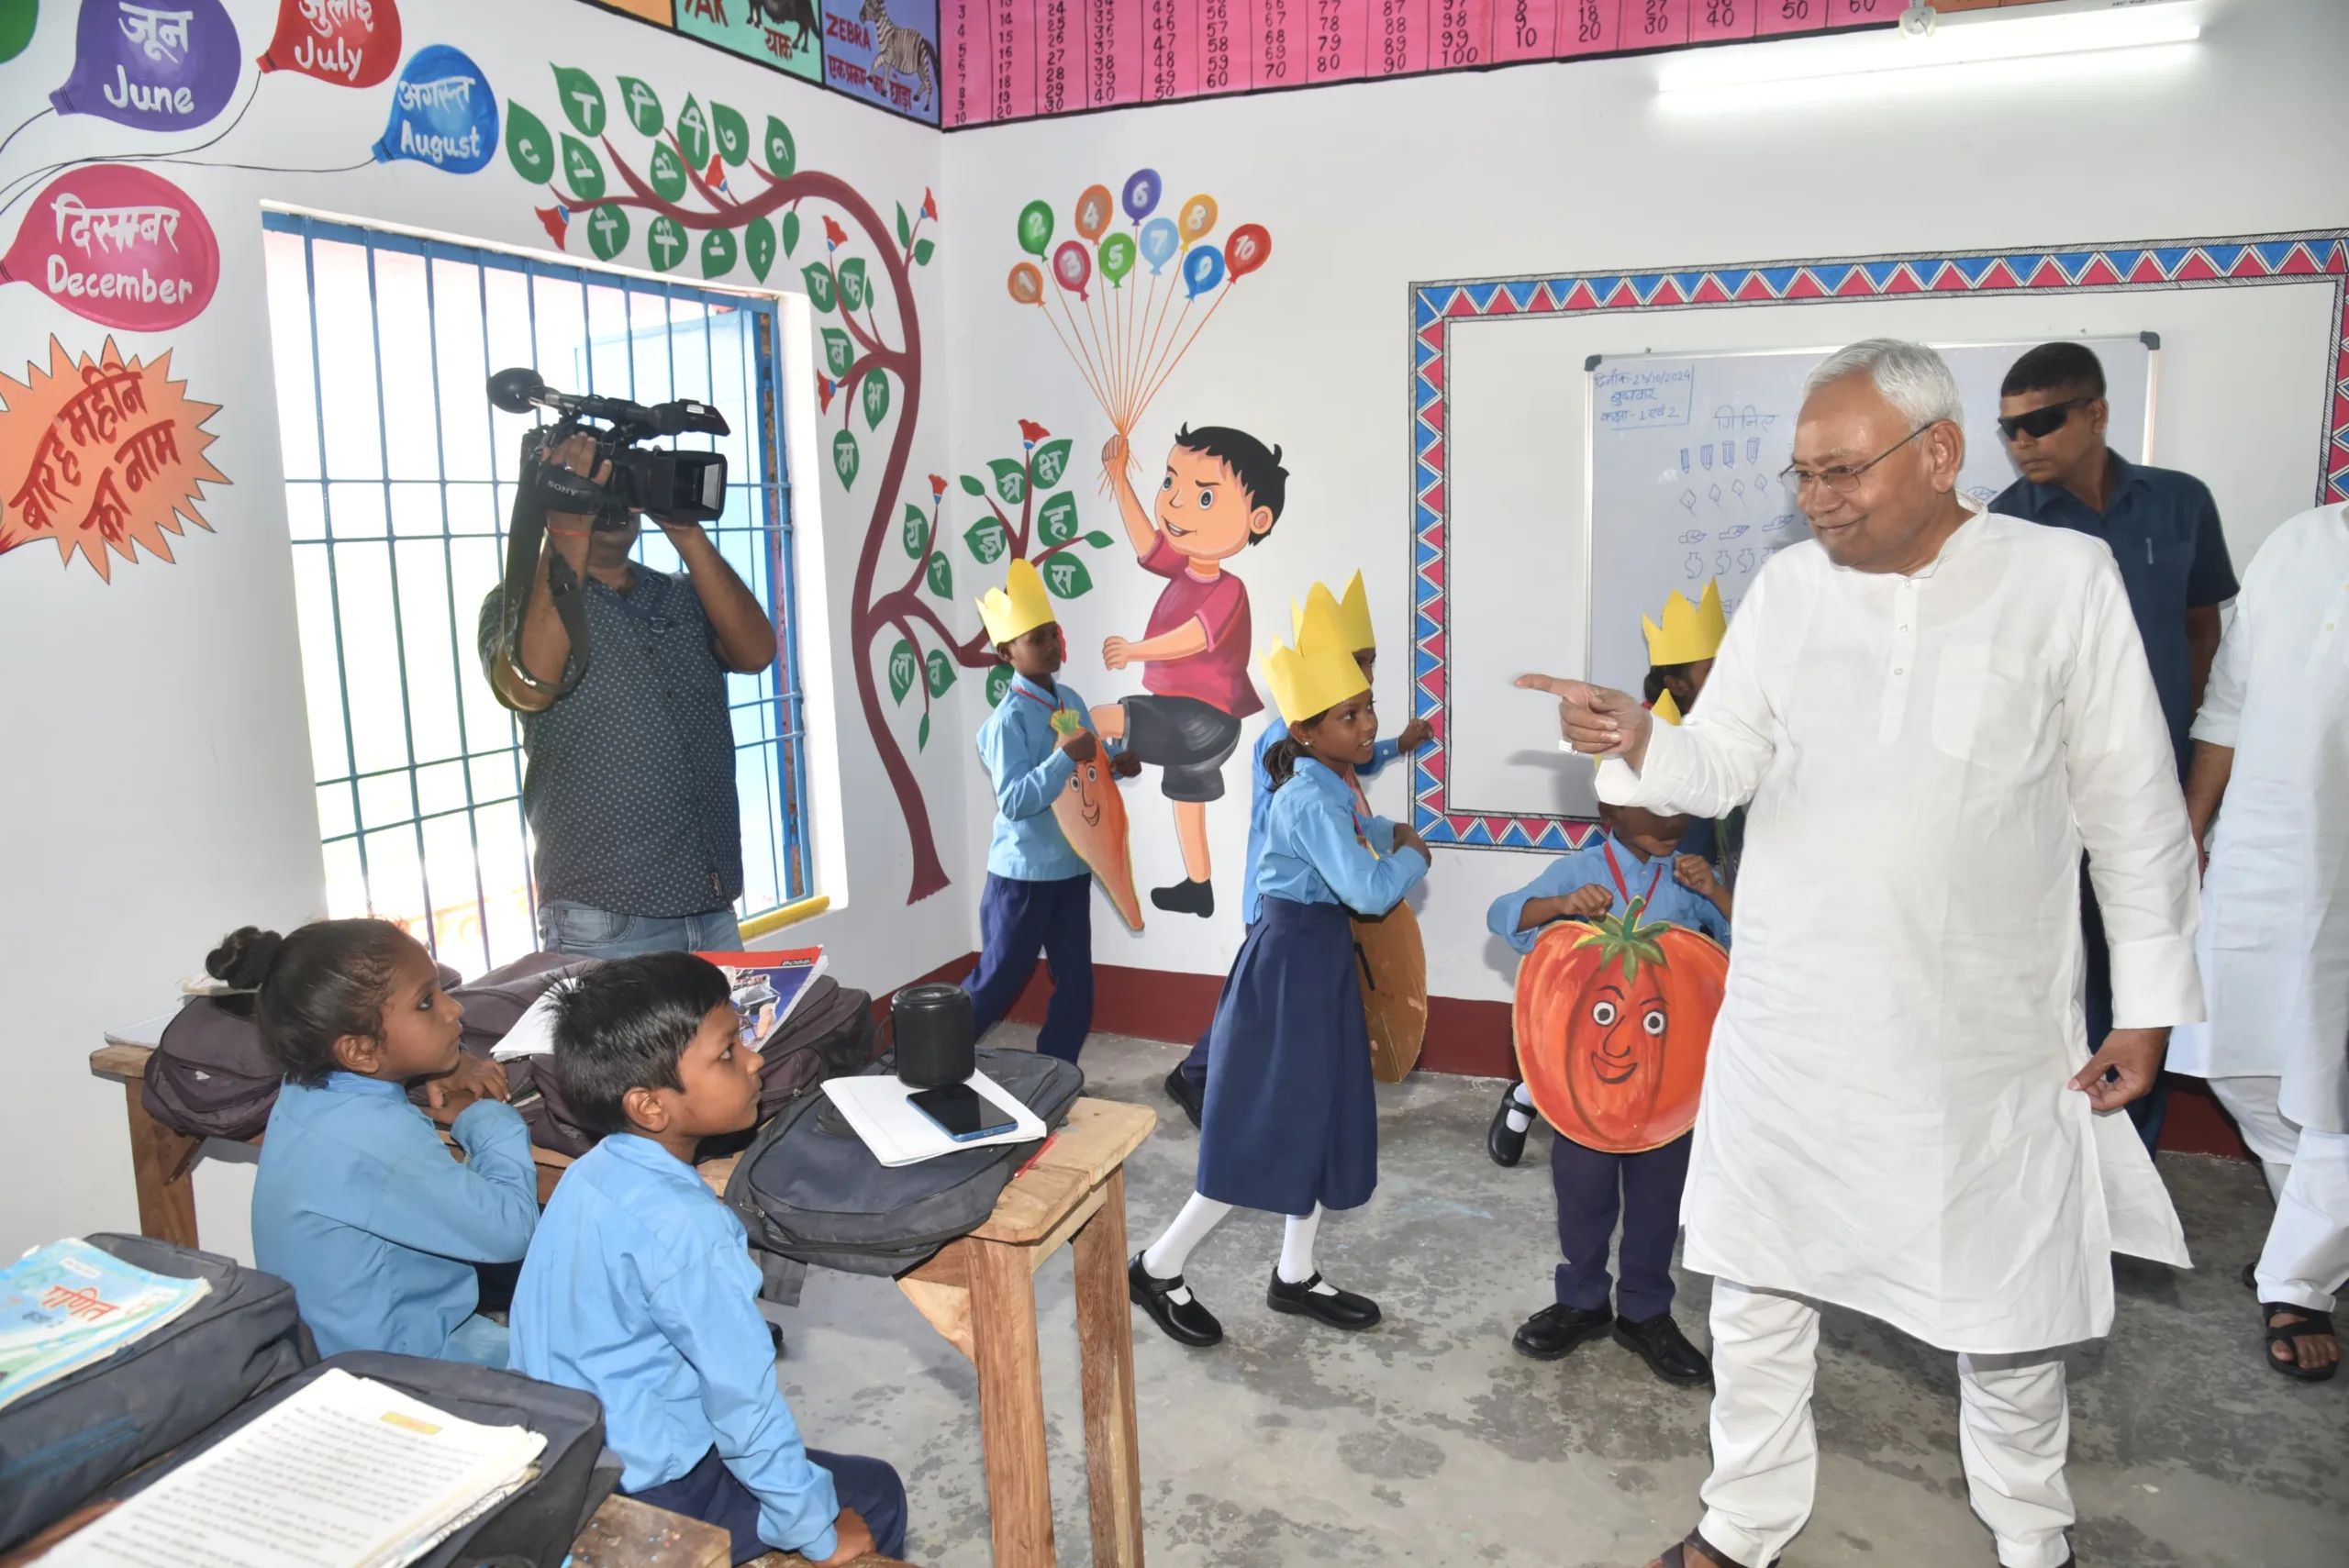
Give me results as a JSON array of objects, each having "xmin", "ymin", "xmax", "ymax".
[
  {"xmin": 511, "ymin": 954, "xmax": 907, "ymax": 1566},
  {"xmin": 1487, "ymin": 801, "xmax": 1730, "ymax": 1388}
]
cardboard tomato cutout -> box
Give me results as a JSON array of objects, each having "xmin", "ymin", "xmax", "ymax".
[
  {"xmin": 1050, "ymin": 716, "xmax": 1141, "ymax": 930},
  {"xmin": 1353, "ymin": 902, "xmax": 1426, "ymax": 1084},
  {"xmin": 1515, "ymin": 898, "xmax": 1727, "ymax": 1153}
]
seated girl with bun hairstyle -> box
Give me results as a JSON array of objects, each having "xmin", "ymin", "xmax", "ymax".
[{"xmin": 226, "ymin": 919, "xmax": 538, "ymax": 1366}]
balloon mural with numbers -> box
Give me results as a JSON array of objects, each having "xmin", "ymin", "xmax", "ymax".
[{"xmin": 506, "ymin": 62, "xmax": 963, "ymax": 904}]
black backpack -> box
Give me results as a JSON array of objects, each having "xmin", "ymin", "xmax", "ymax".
[
  {"xmin": 0, "ymin": 1235, "xmax": 305, "ymax": 1551},
  {"xmin": 724, "ymin": 1049, "xmax": 1084, "ymax": 1298},
  {"xmin": 95, "ymin": 1352, "xmax": 617, "ymax": 1568}
]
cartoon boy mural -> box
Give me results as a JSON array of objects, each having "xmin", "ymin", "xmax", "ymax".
[{"xmin": 1093, "ymin": 425, "xmax": 1288, "ymax": 917}]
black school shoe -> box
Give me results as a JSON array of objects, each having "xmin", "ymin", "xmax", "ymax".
[
  {"xmin": 1163, "ymin": 1065, "xmax": 1204, "ymax": 1129},
  {"xmin": 1129, "ymin": 1254, "xmax": 1222, "ymax": 1347},
  {"xmin": 1615, "ymin": 1311, "xmax": 1713, "ymax": 1385},
  {"xmin": 1488, "ymin": 1082, "xmax": 1530, "ymax": 1167},
  {"xmin": 1512, "ymin": 1301, "xmax": 1615, "ymax": 1361},
  {"xmin": 1152, "ymin": 878, "xmax": 1215, "ymax": 917},
  {"xmin": 1266, "ymin": 1268, "xmax": 1382, "ymax": 1330}
]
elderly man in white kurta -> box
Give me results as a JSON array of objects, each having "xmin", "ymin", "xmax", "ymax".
[
  {"xmin": 2172, "ymin": 501, "xmax": 2349, "ymax": 1381},
  {"xmin": 1532, "ymin": 340, "xmax": 2199, "ymax": 1568}
]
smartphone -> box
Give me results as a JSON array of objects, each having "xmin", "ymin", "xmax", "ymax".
[{"xmin": 908, "ymin": 1083, "xmax": 1019, "ymax": 1142}]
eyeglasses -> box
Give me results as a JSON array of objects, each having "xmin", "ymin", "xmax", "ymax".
[
  {"xmin": 1779, "ymin": 423, "xmax": 1936, "ymax": 500},
  {"xmin": 1996, "ymin": 397, "xmax": 2093, "ymax": 443}
]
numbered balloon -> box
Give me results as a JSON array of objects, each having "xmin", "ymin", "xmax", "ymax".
[
  {"xmin": 1007, "ymin": 261, "xmax": 1044, "ymax": 306},
  {"xmin": 373, "ymin": 43, "xmax": 497, "ymax": 173},
  {"xmin": 0, "ymin": 165, "xmax": 220, "ymax": 330},
  {"xmin": 258, "ymin": 0, "xmax": 405, "ymax": 88},
  {"xmin": 1016, "ymin": 198, "xmax": 1054, "ymax": 258},
  {"xmin": 1052, "ymin": 239, "xmax": 1092, "ymax": 301},
  {"xmin": 1176, "ymin": 193, "xmax": 1218, "ymax": 245},
  {"xmin": 1182, "ymin": 243, "xmax": 1225, "ymax": 298},
  {"xmin": 1223, "ymin": 222, "xmax": 1271, "ymax": 280},
  {"xmin": 1098, "ymin": 232, "xmax": 1135, "ymax": 288},
  {"xmin": 1120, "ymin": 168, "xmax": 1161, "ymax": 223},
  {"xmin": 1074, "ymin": 183, "xmax": 1113, "ymax": 241},
  {"xmin": 51, "ymin": 0, "xmax": 240, "ymax": 130},
  {"xmin": 1138, "ymin": 217, "xmax": 1179, "ymax": 275}
]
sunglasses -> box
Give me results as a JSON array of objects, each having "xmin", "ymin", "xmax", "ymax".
[{"xmin": 1997, "ymin": 397, "xmax": 2093, "ymax": 443}]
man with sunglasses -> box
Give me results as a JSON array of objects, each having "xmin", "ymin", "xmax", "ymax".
[
  {"xmin": 1991, "ymin": 341, "xmax": 2238, "ymax": 1154},
  {"xmin": 1524, "ymin": 339, "xmax": 2199, "ymax": 1568}
]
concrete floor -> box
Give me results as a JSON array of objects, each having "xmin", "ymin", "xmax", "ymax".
[{"xmin": 771, "ymin": 1029, "xmax": 2348, "ymax": 1568}]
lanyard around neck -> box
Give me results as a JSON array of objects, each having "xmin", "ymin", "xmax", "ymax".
[{"xmin": 1602, "ymin": 840, "xmax": 1664, "ymax": 910}]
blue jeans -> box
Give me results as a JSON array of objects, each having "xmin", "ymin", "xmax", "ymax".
[
  {"xmin": 964, "ymin": 873, "xmax": 1093, "ymax": 1062},
  {"xmin": 537, "ymin": 900, "xmax": 740, "ymax": 959},
  {"xmin": 627, "ymin": 1444, "xmax": 907, "ymax": 1564},
  {"xmin": 1553, "ymin": 1131, "xmax": 1693, "ymax": 1322}
]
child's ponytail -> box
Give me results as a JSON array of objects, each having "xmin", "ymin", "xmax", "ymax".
[
  {"xmin": 217, "ymin": 918, "xmax": 421, "ymax": 1086},
  {"xmin": 1265, "ymin": 702, "xmax": 1339, "ymax": 792}
]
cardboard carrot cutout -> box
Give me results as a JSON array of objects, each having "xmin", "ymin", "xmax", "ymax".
[
  {"xmin": 1514, "ymin": 895, "xmax": 1727, "ymax": 1152},
  {"xmin": 1051, "ymin": 707, "xmax": 1142, "ymax": 930}
]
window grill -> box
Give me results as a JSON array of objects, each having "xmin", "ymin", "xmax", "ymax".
[{"xmin": 260, "ymin": 211, "xmax": 809, "ymax": 976}]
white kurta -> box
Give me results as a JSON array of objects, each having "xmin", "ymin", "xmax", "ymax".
[
  {"xmin": 2166, "ymin": 504, "xmax": 2349, "ymax": 1136},
  {"xmin": 1598, "ymin": 511, "xmax": 2199, "ymax": 1354}
]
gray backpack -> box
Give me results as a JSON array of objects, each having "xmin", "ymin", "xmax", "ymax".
[
  {"xmin": 723, "ymin": 1049, "xmax": 1084, "ymax": 1298},
  {"xmin": 0, "ymin": 1235, "xmax": 305, "ymax": 1551}
]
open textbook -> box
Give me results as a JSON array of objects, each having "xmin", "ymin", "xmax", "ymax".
[
  {"xmin": 37, "ymin": 1368, "xmax": 547, "ymax": 1568},
  {"xmin": 0, "ymin": 1240, "xmax": 211, "ymax": 1413}
]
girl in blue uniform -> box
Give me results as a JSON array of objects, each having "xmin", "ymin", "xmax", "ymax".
[{"xmin": 1128, "ymin": 591, "xmax": 1431, "ymax": 1346}]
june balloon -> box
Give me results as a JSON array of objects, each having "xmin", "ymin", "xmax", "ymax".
[
  {"xmin": 1052, "ymin": 239, "xmax": 1093, "ymax": 301},
  {"xmin": 258, "ymin": 0, "xmax": 404, "ymax": 88},
  {"xmin": 51, "ymin": 0, "xmax": 240, "ymax": 130},
  {"xmin": 1074, "ymin": 183, "xmax": 1113, "ymax": 241},
  {"xmin": 1098, "ymin": 232, "xmax": 1135, "ymax": 287},
  {"xmin": 1138, "ymin": 217, "xmax": 1178, "ymax": 275},
  {"xmin": 1176, "ymin": 193, "xmax": 1218, "ymax": 245},
  {"xmin": 1016, "ymin": 199, "xmax": 1054, "ymax": 258},
  {"xmin": 1120, "ymin": 168, "xmax": 1161, "ymax": 224},
  {"xmin": 1007, "ymin": 261, "xmax": 1043, "ymax": 306},
  {"xmin": 373, "ymin": 43, "xmax": 497, "ymax": 173},
  {"xmin": 1223, "ymin": 222, "xmax": 1271, "ymax": 280},
  {"xmin": 0, "ymin": 164, "xmax": 220, "ymax": 331},
  {"xmin": 1182, "ymin": 243, "xmax": 1225, "ymax": 298}
]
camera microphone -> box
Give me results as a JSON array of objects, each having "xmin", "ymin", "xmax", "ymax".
[{"xmin": 487, "ymin": 366, "xmax": 554, "ymax": 416}]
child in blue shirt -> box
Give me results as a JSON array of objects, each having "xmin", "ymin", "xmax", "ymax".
[
  {"xmin": 239, "ymin": 919, "xmax": 534, "ymax": 1367},
  {"xmin": 510, "ymin": 953, "xmax": 906, "ymax": 1567},
  {"xmin": 964, "ymin": 558, "xmax": 1138, "ymax": 1062},
  {"xmin": 1487, "ymin": 802, "xmax": 1729, "ymax": 1387}
]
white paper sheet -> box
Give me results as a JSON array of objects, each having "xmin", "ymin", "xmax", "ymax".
[{"xmin": 818, "ymin": 1071, "xmax": 1047, "ymax": 1167}]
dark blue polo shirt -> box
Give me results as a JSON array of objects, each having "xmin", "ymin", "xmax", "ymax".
[
  {"xmin": 478, "ymin": 566, "xmax": 742, "ymax": 917},
  {"xmin": 1991, "ymin": 451, "xmax": 2236, "ymax": 772}
]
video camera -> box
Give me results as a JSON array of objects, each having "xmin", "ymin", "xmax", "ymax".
[{"xmin": 484, "ymin": 368, "xmax": 734, "ymax": 706}]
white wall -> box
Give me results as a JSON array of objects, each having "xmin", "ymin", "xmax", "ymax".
[
  {"xmin": 940, "ymin": 0, "xmax": 2349, "ymax": 1007},
  {"xmin": 0, "ymin": 0, "xmax": 971, "ymax": 1262}
]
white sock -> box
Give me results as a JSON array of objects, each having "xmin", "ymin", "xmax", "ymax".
[
  {"xmin": 1505, "ymin": 1081, "xmax": 1535, "ymax": 1135},
  {"xmin": 1141, "ymin": 1193, "xmax": 1233, "ymax": 1302},
  {"xmin": 1277, "ymin": 1206, "xmax": 1339, "ymax": 1294}
]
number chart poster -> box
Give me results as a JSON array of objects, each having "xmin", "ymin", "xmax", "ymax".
[{"xmin": 942, "ymin": 0, "xmax": 1927, "ymax": 127}]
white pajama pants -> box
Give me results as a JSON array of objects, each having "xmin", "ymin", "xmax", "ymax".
[
  {"xmin": 1698, "ymin": 1280, "xmax": 2074, "ymax": 1568},
  {"xmin": 2210, "ymin": 1075, "xmax": 2349, "ymax": 1313}
]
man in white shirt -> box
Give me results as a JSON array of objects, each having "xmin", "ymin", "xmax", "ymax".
[
  {"xmin": 2174, "ymin": 503, "xmax": 2349, "ymax": 1381},
  {"xmin": 1525, "ymin": 340, "xmax": 2200, "ymax": 1568}
]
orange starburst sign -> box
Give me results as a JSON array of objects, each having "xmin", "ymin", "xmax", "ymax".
[{"xmin": 0, "ymin": 336, "xmax": 228, "ymax": 581}]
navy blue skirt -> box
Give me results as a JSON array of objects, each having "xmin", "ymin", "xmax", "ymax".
[{"xmin": 1196, "ymin": 896, "xmax": 1377, "ymax": 1215}]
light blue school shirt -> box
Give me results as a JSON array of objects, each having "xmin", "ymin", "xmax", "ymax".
[
  {"xmin": 509, "ymin": 1133, "xmax": 843, "ymax": 1561},
  {"xmin": 976, "ymin": 673, "xmax": 1108, "ymax": 883},
  {"xmin": 250, "ymin": 1073, "xmax": 536, "ymax": 1365},
  {"xmin": 1254, "ymin": 757, "xmax": 1427, "ymax": 916},
  {"xmin": 1241, "ymin": 718, "xmax": 1401, "ymax": 926},
  {"xmin": 1486, "ymin": 830, "xmax": 1731, "ymax": 955}
]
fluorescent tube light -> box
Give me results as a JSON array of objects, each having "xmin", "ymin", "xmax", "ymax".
[{"xmin": 1657, "ymin": 4, "xmax": 2202, "ymax": 97}]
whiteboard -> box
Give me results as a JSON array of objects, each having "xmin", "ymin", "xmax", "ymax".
[{"xmin": 1582, "ymin": 337, "xmax": 2154, "ymax": 695}]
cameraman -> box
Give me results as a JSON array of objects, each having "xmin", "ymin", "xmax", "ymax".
[{"xmin": 477, "ymin": 432, "xmax": 776, "ymax": 959}]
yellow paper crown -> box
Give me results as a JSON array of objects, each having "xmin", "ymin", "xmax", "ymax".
[
  {"xmin": 1642, "ymin": 579, "xmax": 1727, "ymax": 666},
  {"xmin": 976, "ymin": 558, "xmax": 1055, "ymax": 645},
  {"xmin": 1263, "ymin": 589, "xmax": 1371, "ymax": 721},
  {"xmin": 1291, "ymin": 572, "xmax": 1375, "ymax": 653},
  {"xmin": 1652, "ymin": 688, "xmax": 1684, "ymax": 727}
]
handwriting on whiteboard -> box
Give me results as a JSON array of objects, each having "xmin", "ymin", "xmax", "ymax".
[{"xmin": 1595, "ymin": 364, "xmax": 1695, "ymax": 430}]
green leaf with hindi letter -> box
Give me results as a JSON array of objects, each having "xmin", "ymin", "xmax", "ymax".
[
  {"xmin": 887, "ymin": 638, "xmax": 916, "ymax": 704},
  {"xmin": 505, "ymin": 101, "xmax": 554, "ymax": 183},
  {"xmin": 837, "ymin": 258, "xmax": 867, "ymax": 313},
  {"xmin": 902, "ymin": 505, "xmax": 930, "ymax": 558},
  {"xmin": 925, "ymin": 649, "xmax": 957, "ymax": 697},
  {"xmin": 647, "ymin": 216, "xmax": 686, "ymax": 272},
  {"xmin": 819, "ymin": 328, "xmax": 852, "ymax": 379},
  {"xmin": 676, "ymin": 95, "xmax": 711, "ymax": 169},
  {"xmin": 925, "ymin": 553, "xmax": 952, "ymax": 598},
  {"xmin": 963, "ymin": 517, "xmax": 1008, "ymax": 564},
  {"xmin": 745, "ymin": 217, "xmax": 776, "ymax": 280},
  {"xmin": 1030, "ymin": 439, "xmax": 1072, "ymax": 489},
  {"xmin": 986, "ymin": 664, "xmax": 1014, "ymax": 706},
  {"xmin": 561, "ymin": 135, "xmax": 605, "ymax": 200},
  {"xmin": 648, "ymin": 140, "xmax": 687, "ymax": 201},
  {"xmin": 987, "ymin": 460, "xmax": 1027, "ymax": 506},
  {"xmin": 584, "ymin": 205, "xmax": 629, "ymax": 262},
  {"xmin": 862, "ymin": 371, "xmax": 891, "ymax": 430},
  {"xmin": 764, "ymin": 117, "xmax": 796, "ymax": 177},
  {"xmin": 833, "ymin": 429, "xmax": 860, "ymax": 489},
  {"xmin": 713, "ymin": 103, "xmax": 750, "ymax": 165},
  {"xmin": 803, "ymin": 262, "xmax": 836, "ymax": 313},
  {"xmin": 1037, "ymin": 492, "xmax": 1079, "ymax": 545},
  {"xmin": 618, "ymin": 76, "xmax": 662, "ymax": 136},
  {"xmin": 551, "ymin": 66, "xmax": 605, "ymax": 135},
  {"xmin": 700, "ymin": 228, "xmax": 737, "ymax": 279},
  {"xmin": 1038, "ymin": 553, "xmax": 1094, "ymax": 599}
]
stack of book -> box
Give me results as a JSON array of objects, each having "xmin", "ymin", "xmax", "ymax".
[{"xmin": 0, "ymin": 1240, "xmax": 211, "ymax": 1413}]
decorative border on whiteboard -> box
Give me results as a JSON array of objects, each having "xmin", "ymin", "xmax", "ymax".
[{"xmin": 1407, "ymin": 230, "xmax": 2349, "ymax": 851}]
